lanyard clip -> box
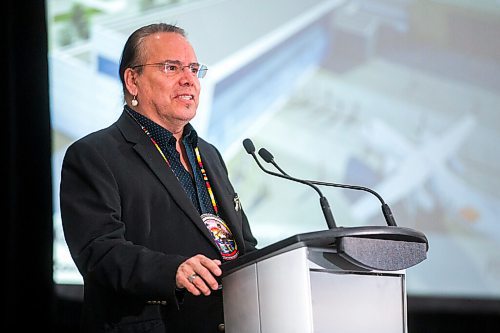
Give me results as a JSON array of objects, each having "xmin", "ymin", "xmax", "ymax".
[{"xmin": 233, "ymin": 194, "xmax": 242, "ymax": 211}]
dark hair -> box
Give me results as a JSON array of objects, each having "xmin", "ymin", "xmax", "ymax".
[{"xmin": 118, "ymin": 23, "xmax": 186, "ymax": 96}]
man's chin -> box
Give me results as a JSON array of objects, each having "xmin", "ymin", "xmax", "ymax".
[{"xmin": 179, "ymin": 109, "xmax": 197, "ymax": 123}]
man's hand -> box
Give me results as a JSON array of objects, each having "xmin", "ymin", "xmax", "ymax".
[{"xmin": 176, "ymin": 254, "xmax": 222, "ymax": 296}]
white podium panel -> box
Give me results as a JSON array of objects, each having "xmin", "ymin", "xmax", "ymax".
[{"xmin": 310, "ymin": 270, "xmax": 405, "ymax": 333}]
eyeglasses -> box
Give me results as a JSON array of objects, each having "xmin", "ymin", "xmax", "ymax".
[{"xmin": 132, "ymin": 61, "xmax": 208, "ymax": 79}]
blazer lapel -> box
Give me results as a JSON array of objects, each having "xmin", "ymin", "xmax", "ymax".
[
  {"xmin": 199, "ymin": 144, "xmax": 246, "ymax": 253},
  {"xmin": 116, "ymin": 111, "xmax": 218, "ymax": 248}
]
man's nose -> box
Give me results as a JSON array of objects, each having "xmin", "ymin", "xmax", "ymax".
[{"xmin": 179, "ymin": 69, "xmax": 195, "ymax": 85}]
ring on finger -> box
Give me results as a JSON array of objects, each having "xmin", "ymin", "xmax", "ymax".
[{"xmin": 188, "ymin": 273, "xmax": 199, "ymax": 283}]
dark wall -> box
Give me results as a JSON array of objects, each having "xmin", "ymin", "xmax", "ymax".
[
  {"xmin": 5, "ymin": 0, "xmax": 54, "ymax": 330},
  {"xmin": 4, "ymin": 1, "xmax": 499, "ymax": 332},
  {"xmin": 409, "ymin": 297, "xmax": 500, "ymax": 332}
]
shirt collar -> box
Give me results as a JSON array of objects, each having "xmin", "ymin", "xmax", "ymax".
[{"xmin": 124, "ymin": 105, "xmax": 198, "ymax": 147}]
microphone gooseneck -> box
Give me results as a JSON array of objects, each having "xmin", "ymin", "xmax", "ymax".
[
  {"xmin": 243, "ymin": 139, "xmax": 337, "ymax": 229},
  {"xmin": 257, "ymin": 147, "xmax": 398, "ymax": 227},
  {"xmin": 307, "ymin": 180, "xmax": 397, "ymax": 227}
]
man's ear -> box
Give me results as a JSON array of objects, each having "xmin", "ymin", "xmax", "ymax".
[{"xmin": 124, "ymin": 68, "xmax": 138, "ymax": 96}]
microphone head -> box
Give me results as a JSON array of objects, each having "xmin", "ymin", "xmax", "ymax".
[
  {"xmin": 242, "ymin": 138, "xmax": 256, "ymax": 154},
  {"xmin": 258, "ymin": 148, "xmax": 274, "ymax": 163}
]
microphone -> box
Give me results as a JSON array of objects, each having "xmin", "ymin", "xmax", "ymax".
[
  {"xmin": 242, "ymin": 139, "xmax": 337, "ymax": 229},
  {"xmin": 258, "ymin": 147, "xmax": 397, "ymax": 227},
  {"xmin": 258, "ymin": 148, "xmax": 289, "ymax": 176}
]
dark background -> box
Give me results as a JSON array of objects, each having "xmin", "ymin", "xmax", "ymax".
[{"xmin": 5, "ymin": 1, "xmax": 499, "ymax": 331}]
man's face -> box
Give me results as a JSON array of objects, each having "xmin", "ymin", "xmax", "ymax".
[{"xmin": 135, "ymin": 32, "xmax": 201, "ymax": 130}]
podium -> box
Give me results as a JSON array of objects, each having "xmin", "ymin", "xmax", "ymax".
[{"xmin": 221, "ymin": 226, "xmax": 428, "ymax": 333}]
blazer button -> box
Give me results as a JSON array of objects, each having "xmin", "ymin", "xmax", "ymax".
[{"xmin": 218, "ymin": 323, "xmax": 225, "ymax": 332}]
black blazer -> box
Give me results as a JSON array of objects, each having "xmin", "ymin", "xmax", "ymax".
[{"xmin": 60, "ymin": 110, "xmax": 257, "ymax": 332}]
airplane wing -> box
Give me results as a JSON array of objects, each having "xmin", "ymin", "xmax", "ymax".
[{"xmin": 351, "ymin": 114, "xmax": 476, "ymax": 221}]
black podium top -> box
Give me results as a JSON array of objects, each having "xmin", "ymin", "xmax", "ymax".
[{"xmin": 223, "ymin": 226, "xmax": 428, "ymax": 275}]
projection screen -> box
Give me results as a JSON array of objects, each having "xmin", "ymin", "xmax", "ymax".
[{"xmin": 47, "ymin": 0, "xmax": 500, "ymax": 304}]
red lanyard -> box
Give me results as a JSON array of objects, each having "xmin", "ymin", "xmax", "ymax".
[{"xmin": 194, "ymin": 146, "xmax": 218, "ymax": 214}]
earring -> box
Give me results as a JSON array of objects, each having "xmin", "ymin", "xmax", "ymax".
[{"xmin": 131, "ymin": 95, "xmax": 138, "ymax": 107}]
